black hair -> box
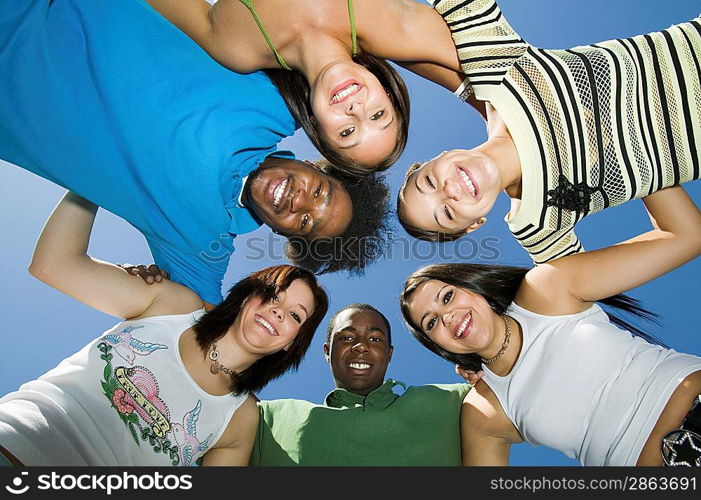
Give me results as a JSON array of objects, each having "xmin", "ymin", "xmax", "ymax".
[
  {"xmin": 194, "ymin": 265, "xmax": 328, "ymax": 394},
  {"xmin": 285, "ymin": 158, "xmax": 392, "ymax": 275},
  {"xmin": 325, "ymin": 303, "xmax": 392, "ymax": 345},
  {"xmin": 266, "ymin": 53, "xmax": 410, "ymax": 179},
  {"xmin": 399, "ymin": 263, "xmax": 662, "ymax": 371}
]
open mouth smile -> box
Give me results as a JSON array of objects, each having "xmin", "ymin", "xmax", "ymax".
[
  {"xmin": 454, "ymin": 311, "xmax": 473, "ymax": 339},
  {"xmin": 255, "ymin": 314, "xmax": 279, "ymax": 336},
  {"xmin": 347, "ymin": 361, "xmax": 372, "ymax": 372},
  {"xmin": 457, "ymin": 166, "xmax": 478, "ymax": 198},
  {"xmin": 268, "ymin": 176, "xmax": 292, "ymax": 213},
  {"xmin": 330, "ymin": 80, "xmax": 361, "ymax": 105}
]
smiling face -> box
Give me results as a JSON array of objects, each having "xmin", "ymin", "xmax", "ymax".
[
  {"xmin": 400, "ymin": 149, "xmax": 502, "ymax": 234},
  {"xmin": 406, "ymin": 279, "xmax": 501, "ymax": 357},
  {"xmin": 324, "ymin": 308, "xmax": 393, "ymax": 396},
  {"xmin": 245, "ymin": 158, "xmax": 352, "ymax": 238},
  {"xmin": 234, "ymin": 279, "xmax": 316, "ymax": 355},
  {"xmin": 310, "ymin": 61, "xmax": 398, "ymax": 167}
]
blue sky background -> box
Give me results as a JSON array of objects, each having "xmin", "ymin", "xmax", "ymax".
[{"xmin": 1, "ymin": 0, "xmax": 700, "ymax": 466}]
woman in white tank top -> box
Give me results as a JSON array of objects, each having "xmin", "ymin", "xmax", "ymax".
[
  {"xmin": 401, "ymin": 184, "xmax": 701, "ymax": 466},
  {"xmin": 0, "ymin": 192, "xmax": 328, "ymax": 466}
]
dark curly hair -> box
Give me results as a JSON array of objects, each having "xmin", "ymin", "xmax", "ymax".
[
  {"xmin": 266, "ymin": 53, "xmax": 410, "ymax": 179},
  {"xmin": 194, "ymin": 265, "xmax": 328, "ymax": 394},
  {"xmin": 284, "ymin": 158, "xmax": 392, "ymax": 275}
]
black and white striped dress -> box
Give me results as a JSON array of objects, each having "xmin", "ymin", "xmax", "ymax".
[{"xmin": 434, "ymin": 0, "xmax": 701, "ymax": 263}]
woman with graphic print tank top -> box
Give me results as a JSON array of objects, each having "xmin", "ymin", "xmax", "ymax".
[{"xmin": 0, "ymin": 193, "xmax": 328, "ymax": 466}]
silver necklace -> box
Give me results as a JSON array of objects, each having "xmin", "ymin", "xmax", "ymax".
[
  {"xmin": 482, "ymin": 315, "xmax": 511, "ymax": 365},
  {"xmin": 209, "ymin": 342, "xmax": 239, "ymax": 378}
]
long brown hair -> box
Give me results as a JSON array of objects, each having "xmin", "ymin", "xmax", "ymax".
[
  {"xmin": 194, "ymin": 265, "xmax": 328, "ymax": 393},
  {"xmin": 266, "ymin": 53, "xmax": 410, "ymax": 179},
  {"xmin": 400, "ymin": 263, "xmax": 661, "ymax": 371}
]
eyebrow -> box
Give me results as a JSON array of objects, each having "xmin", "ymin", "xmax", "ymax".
[
  {"xmin": 380, "ymin": 115, "xmax": 394, "ymax": 131},
  {"xmin": 419, "ymin": 284, "xmax": 448, "ymax": 329},
  {"xmin": 298, "ymin": 303, "xmax": 309, "ymax": 318},
  {"xmin": 338, "ymin": 140, "xmax": 360, "ymax": 150}
]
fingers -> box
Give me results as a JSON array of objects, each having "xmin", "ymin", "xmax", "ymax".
[
  {"xmin": 119, "ymin": 263, "xmax": 165, "ymax": 284},
  {"xmin": 455, "ymin": 364, "xmax": 485, "ymax": 385},
  {"xmin": 147, "ymin": 264, "xmax": 161, "ymax": 282}
]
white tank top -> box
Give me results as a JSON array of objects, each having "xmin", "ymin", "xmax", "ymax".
[
  {"xmin": 0, "ymin": 310, "xmax": 248, "ymax": 466},
  {"xmin": 483, "ymin": 303, "xmax": 701, "ymax": 465}
]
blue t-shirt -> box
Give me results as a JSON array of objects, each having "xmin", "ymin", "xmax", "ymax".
[{"xmin": 0, "ymin": 0, "xmax": 298, "ymax": 304}]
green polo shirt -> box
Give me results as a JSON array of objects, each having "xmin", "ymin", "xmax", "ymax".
[{"xmin": 250, "ymin": 379, "xmax": 469, "ymax": 466}]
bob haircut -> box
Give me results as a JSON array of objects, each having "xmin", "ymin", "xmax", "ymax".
[
  {"xmin": 266, "ymin": 53, "xmax": 410, "ymax": 179},
  {"xmin": 400, "ymin": 263, "xmax": 661, "ymax": 372},
  {"xmin": 397, "ymin": 161, "xmax": 466, "ymax": 241},
  {"xmin": 193, "ymin": 265, "xmax": 328, "ymax": 394}
]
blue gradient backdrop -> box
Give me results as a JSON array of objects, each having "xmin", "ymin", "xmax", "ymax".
[{"xmin": 1, "ymin": 0, "xmax": 700, "ymax": 466}]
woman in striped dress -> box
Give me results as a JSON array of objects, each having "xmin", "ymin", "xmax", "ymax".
[{"xmin": 398, "ymin": 0, "xmax": 701, "ymax": 264}]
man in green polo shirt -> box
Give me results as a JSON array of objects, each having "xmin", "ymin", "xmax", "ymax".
[{"xmin": 250, "ymin": 303, "xmax": 470, "ymax": 466}]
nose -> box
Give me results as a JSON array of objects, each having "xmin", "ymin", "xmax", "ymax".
[
  {"xmin": 345, "ymin": 97, "xmax": 363, "ymax": 116},
  {"xmin": 441, "ymin": 311, "xmax": 454, "ymax": 328},
  {"xmin": 351, "ymin": 341, "xmax": 369, "ymax": 353},
  {"xmin": 444, "ymin": 178, "xmax": 461, "ymax": 201},
  {"xmin": 289, "ymin": 188, "xmax": 312, "ymax": 213},
  {"xmin": 270, "ymin": 307, "xmax": 283, "ymax": 322}
]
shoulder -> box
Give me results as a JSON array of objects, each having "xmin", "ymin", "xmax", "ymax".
[
  {"xmin": 408, "ymin": 383, "xmax": 471, "ymax": 400},
  {"xmin": 461, "ymin": 381, "xmax": 520, "ymax": 442},
  {"xmin": 212, "ymin": 394, "xmax": 259, "ymax": 450},
  {"xmin": 258, "ymin": 397, "xmax": 320, "ymax": 418},
  {"xmin": 514, "ymin": 263, "xmax": 587, "ymax": 316},
  {"xmin": 136, "ymin": 280, "xmax": 205, "ymax": 320}
]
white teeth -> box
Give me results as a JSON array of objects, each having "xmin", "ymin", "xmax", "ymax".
[
  {"xmin": 273, "ymin": 178, "xmax": 288, "ymax": 208},
  {"xmin": 459, "ymin": 169, "xmax": 476, "ymax": 196},
  {"xmin": 331, "ymin": 84, "xmax": 359, "ymax": 103},
  {"xmin": 455, "ymin": 312, "xmax": 472, "ymax": 339},
  {"xmin": 256, "ymin": 316, "xmax": 278, "ymax": 336},
  {"xmin": 349, "ymin": 362, "xmax": 370, "ymax": 370}
]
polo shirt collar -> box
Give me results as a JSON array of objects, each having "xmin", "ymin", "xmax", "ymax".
[{"xmin": 324, "ymin": 379, "xmax": 407, "ymax": 411}]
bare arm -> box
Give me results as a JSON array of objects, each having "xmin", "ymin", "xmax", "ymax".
[
  {"xmin": 29, "ymin": 192, "xmax": 201, "ymax": 320},
  {"xmin": 517, "ymin": 186, "xmax": 701, "ymax": 314},
  {"xmin": 201, "ymin": 395, "xmax": 259, "ymax": 466},
  {"xmin": 460, "ymin": 385, "xmax": 515, "ymax": 466},
  {"xmin": 356, "ymin": 0, "xmax": 462, "ymax": 73}
]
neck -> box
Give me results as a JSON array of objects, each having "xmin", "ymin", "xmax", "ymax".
[
  {"xmin": 476, "ymin": 136, "xmax": 522, "ymax": 199},
  {"xmin": 287, "ymin": 33, "xmax": 355, "ymax": 86},
  {"xmin": 206, "ymin": 319, "xmax": 263, "ymax": 375},
  {"xmin": 478, "ymin": 315, "xmax": 521, "ymax": 376}
]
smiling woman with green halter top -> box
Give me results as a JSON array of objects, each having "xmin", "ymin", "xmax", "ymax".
[{"xmin": 144, "ymin": 0, "xmax": 482, "ymax": 178}]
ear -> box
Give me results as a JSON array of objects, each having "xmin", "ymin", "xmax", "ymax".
[
  {"xmin": 388, "ymin": 345, "xmax": 394, "ymax": 364},
  {"xmin": 465, "ymin": 217, "xmax": 487, "ymax": 234},
  {"xmin": 323, "ymin": 342, "xmax": 331, "ymax": 361},
  {"xmin": 282, "ymin": 342, "xmax": 293, "ymax": 352}
]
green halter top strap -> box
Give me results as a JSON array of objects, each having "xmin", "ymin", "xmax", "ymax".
[
  {"xmin": 240, "ymin": 0, "xmax": 358, "ymax": 71},
  {"xmin": 348, "ymin": 0, "xmax": 358, "ymax": 57},
  {"xmin": 239, "ymin": 0, "xmax": 291, "ymax": 70}
]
